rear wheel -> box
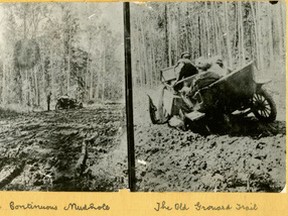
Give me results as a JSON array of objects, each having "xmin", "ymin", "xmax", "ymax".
[{"xmin": 252, "ymin": 89, "xmax": 277, "ymax": 122}]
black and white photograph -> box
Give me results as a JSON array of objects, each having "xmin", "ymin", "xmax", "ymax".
[
  {"xmin": 0, "ymin": 2, "xmax": 127, "ymax": 191},
  {"xmin": 131, "ymin": 1, "xmax": 286, "ymax": 192}
]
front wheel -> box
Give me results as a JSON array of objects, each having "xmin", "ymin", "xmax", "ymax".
[{"xmin": 251, "ymin": 89, "xmax": 277, "ymax": 122}]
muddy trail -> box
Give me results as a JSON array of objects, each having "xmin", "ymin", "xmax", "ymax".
[
  {"xmin": 133, "ymin": 87, "xmax": 286, "ymax": 192},
  {"xmin": 0, "ymin": 104, "xmax": 127, "ymax": 191}
]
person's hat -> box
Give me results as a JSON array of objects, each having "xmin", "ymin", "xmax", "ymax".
[
  {"xmin": 180, "ymin": 51, "xmax": 191, "ymax": 59},
  {"xmin": 216, "ymin": 58, "xmax": 223, "ymax": 65}
]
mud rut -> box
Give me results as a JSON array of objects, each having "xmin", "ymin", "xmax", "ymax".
[
  {"xmin": 0, "ymin": 104, "xmax": 127, "ymax": 191},
  {"xmin": 0, "ymin": 91, "xmax": 285, "ymax": 192}
]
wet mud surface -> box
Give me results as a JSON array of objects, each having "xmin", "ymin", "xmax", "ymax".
[{"xmin": 0, "ymin": 104, "xmax": 127, "ymax": 191}]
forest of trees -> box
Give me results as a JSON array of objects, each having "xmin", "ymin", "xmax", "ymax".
[
  {"xmin": 130, "ymin": 2, "xmax": 286, "ymax": 87},
  {"xmin": 0, "ymin": 2, "xmax": 285, "ymax": 108},
  {"xmin": 0, "ymin": 3, "xmax": 124, "ymax": 109}
]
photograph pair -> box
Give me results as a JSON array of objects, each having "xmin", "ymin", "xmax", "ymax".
[{"xmin": 0, "ymin": 1, "xmax": 285, "ymax": 192}]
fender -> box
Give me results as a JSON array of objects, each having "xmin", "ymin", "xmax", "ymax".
[
  {"xmin": 147, "ymin": 87, "xmax": 171, "ymax": 124},
  {"xmin": 254, "ymin": 79, "xmax": 271, "ymax": 91},
  {"xmin": 148, "ymin": 95, "xmax": 159, "ymax": 124}
]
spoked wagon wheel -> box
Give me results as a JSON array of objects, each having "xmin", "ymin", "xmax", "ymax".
[{"xmin": 251, "ymin": 89, "xmax": 277, "ymax": 122}]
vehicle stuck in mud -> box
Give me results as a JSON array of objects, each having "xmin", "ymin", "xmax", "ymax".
[
  {"xmin": 133, "ymin": 54, "xmax": 285, "ymax": 192},
  {"xmin": 55, "ymin": 95, "xmax": 83, "ymax": 110},
  {"xmin": 148, "ymin": 61, "xmax": 277, "ymax": 132}
]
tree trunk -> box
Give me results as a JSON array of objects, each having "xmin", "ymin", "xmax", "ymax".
[
  {"xmin": 168, "ymin": 4, "xmax": 172, "ymax": 67},
  {"xmin": 2, "ymin": 63, "xmax": 6, "ymax": 104},
  {"xmin": 101, "ymin": 47, "xmax": 106, "ymax": 101},
  {"xmin": 89, "ymin": 59, "xmax": 94, "ymax": 100},
  {"xmin": 204, "ymin": 2, "xmax": 210, "ymax": 57},
  {"xmin": 139, "ymin": 18, "xmax": 148, "ymax": 85},
  {"xmin": 276, "ymin": 3, "xmax": 284, "ymax": 65},
  {"xmin": 184, "ymin": 3, "xmax": 190, "ymax": 52},
  {"xmin": 268, "ymin": 4, "xmax": 274, "ymax": 68},
  {"xmin": 198, "ymin": 16, "xmax": 202, "ymax": 57},
  {"xmin": 34, "ymin": 66, "xmax": 40, "ymax": 106},
  {"xmin": 94, "ymin": 61, "xmax": 99, "ymax": 101},
  {"xmin": 238, "ymin": 2, "xmax": 245, "ymax": 66},
  {"xmin": 67, "ymin": 37, "xmax": 71, "ymax": 94},
  {"xmin": 51, "ymin": 52, "xmax": 55, "ymax": 100},
  {"xmin": 256, "ymin": 2, "xmax": 264, "ymax": 70},
  {"xmin": 164, "ymin": 4, "xmax": 170, "ymax": 67},
  {"xmin": 151, "ymin": 47, "xmax": 157, "ymax": 86},
  {"xmin": 249, "ymin": 1, "xmax": 260, "ymax": 68},
  {"xmin": 224, "ymin": 2, "xmax": 232, "ymax": 67}
]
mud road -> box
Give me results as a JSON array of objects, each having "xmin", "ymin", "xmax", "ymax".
[
  {"xmin": 133, "ymin": 83, "xmax": 286, "ymax": 192},
  {"xmin": 0, "ymin": 104, "xmax": 127, "ymax": 191}
]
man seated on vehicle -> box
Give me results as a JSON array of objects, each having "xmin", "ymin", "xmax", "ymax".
[
  {"xmin": 187, "ymin": 56, "xmax": 232, "ymax": 97},
  {"xmin": 173, "ymin": 51, "xmax": 199, "ymax": 92},
  {"xmin": 196, "ymin": 56, "xmax": 231, "ymax": 76},
  {"xmin": 168, "ymin": 56, "xmax": 230, "ymax": 128},
  {"xmin": 171, "ymin": 52, "xmax": 200, "ymax": 109},
  {"xmin": 208, "ymin": 56, "xmax": 232, "ymax": 76}
]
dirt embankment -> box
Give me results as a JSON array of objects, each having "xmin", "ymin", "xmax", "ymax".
[
  {"xmin": 0, "ymin": 104, "xmax": 127, "ymax": 191},
  {"xmin": 133, "ymin": 84, "xmax": 286, "ymax": 192}
]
